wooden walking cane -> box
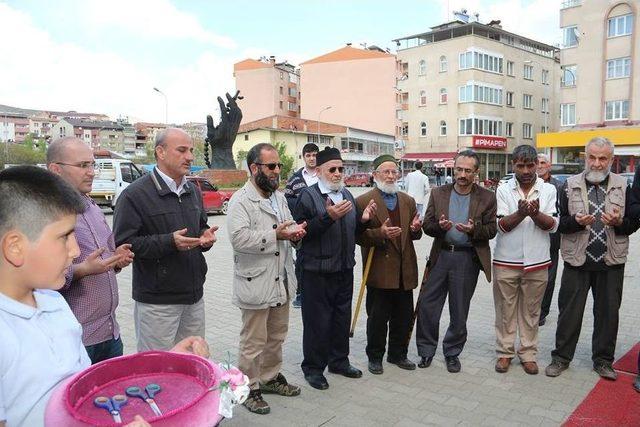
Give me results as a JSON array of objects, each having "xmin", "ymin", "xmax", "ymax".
[
  {"xmin": 349, "ymin": 247, "xmax": 375, "ymax": 338},
  {"xmin": 405, "ymin": 257, "xmax": 431, "ymax": 346}
]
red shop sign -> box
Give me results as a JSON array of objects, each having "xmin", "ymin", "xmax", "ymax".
[{"xmin": 472, "ymin": 135, "xmax": 507, "ymax": 150}]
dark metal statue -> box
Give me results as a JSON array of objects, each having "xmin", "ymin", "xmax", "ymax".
[{"xmin": 204, "ymin": 91, "xmax": 243, "ymax": 169}]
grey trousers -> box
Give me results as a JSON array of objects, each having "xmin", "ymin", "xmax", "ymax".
[
  {"xmin": 415, "ymin": 250, "xmax": 480, "ymax": 358},
  {"xmin": 134, "ymin": 298, "xmax": 205, "ymax": 352}
]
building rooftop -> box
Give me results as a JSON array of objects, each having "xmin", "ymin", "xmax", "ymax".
[
  {"xmin": 234, "ymin": 58, "xmax": 272, "ymax": 72},
  {"xmin": 393, "ymin": 20, "xmax": 558, "ymax": 59},
  {"xmin": 64, "ymin": 118, "xmax": 123, "ymax": 130},
  {"xmin": 301, "ymin": 45, "xmax": 394, "ymax": 65}
]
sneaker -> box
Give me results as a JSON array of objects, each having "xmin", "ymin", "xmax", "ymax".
[
  {"xmin": 292, "ymin": 295, "xmax": 302, "ymax": 308},
  {"xmin": 243, "ymin": 389, "xmax": 270, "ymax": 415},
  {"xmin": 260, "ymin": 373, "xmax": 301, "ymax": 396},
  {"xmin": 545, "ymin": 360, "xmax": 569, "ymax": 377},
  {"xmin": 593, "ymin": 362, "xmax": 617, "ymax": 381}
]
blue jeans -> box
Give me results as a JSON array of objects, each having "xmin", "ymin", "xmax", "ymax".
[{"xmin": 85, "ymin": 337, "xmax": 124, "ymax": 364}]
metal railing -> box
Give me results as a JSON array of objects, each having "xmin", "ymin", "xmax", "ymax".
[{"xmin": 561, "ymin": 0, "xmax": 581, "ymax": 9}]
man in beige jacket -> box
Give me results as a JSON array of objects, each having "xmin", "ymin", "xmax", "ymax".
[{"xmin": 227, "ymin": 143, "xmax": 307, "ymax": 415}]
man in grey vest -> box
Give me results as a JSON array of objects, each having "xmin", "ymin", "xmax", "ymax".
[
  {"xmin": 293, "ymin": 147, "xmax": 376, "ymax": 390},
  {"xmin": 546, "ymin": 137, "xmax": 639, "ymax": 380}
]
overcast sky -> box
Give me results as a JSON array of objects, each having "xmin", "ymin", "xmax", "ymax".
[{"xmin": 0, "ymin": 0, "xmax": 560, "ymax": 124}]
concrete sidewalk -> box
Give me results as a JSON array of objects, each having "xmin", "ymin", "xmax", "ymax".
[{"xmin": 108, "ymin": 200, "xmax": 640, "ymax": 426}]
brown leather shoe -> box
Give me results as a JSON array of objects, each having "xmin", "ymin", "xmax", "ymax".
[
  {"xmin": 522, "ymin": 361, "xmax": 539, "ymax": 375},
  {"xmin": 495, "ymin": 357, "xmax": 511, "ymax": 373}
]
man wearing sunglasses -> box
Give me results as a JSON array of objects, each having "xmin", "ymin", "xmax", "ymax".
[
  {"xmin": 227, "ymin": 143, "xmax": 307, "ymax": 415},
  {"xmin": 284, "ymin": 143, "xmax": 319, "ymax": 309},
  {"xmin": 355, "ymin": 154, "xmax": 423, "ymax": 375},
  {"xmin": 293, "ymin": 147, "xmax": 377, "ymax": 390},
  {"xmin": 47, "ymin": 136, "xmax": 135, "ymax": 364}
]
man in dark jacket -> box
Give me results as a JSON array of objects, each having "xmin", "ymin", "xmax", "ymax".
[
  {"xmin": 113, "ymin": 128, "xmax": 217, "ymax": 351},
  {"xmin": 284, "ymin": 143, "xmax": 318, "ymax": 308},
  {"xmin": 293, "ymin": 147, "xmax": 376, "ymax": 390}
]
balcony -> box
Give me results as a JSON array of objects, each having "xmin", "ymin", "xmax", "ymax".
[{"xmin": 561, "ymin": 0, "xmax": 581, "ymax": 9}]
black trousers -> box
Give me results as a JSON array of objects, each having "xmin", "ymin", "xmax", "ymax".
[
  {"xmin": 540, "ymin": 239, "xmax": 560, "ymax": 319},
  {"xmin": 415, "ymin": 251, "xmax": 480, "ymax": 358},
  {"xmin": 365, "ymin": 287, "xmax": 414, "ymax": 362},
  {"xmin": 295, "ymin": 253, "xmax": 303, "ymax": 297},
  {"xmin": 301, "ymin": 269, "xmax": 353, "ymax": 375},
  {"xmin": 551, "ymin": 264, "xmax": 624, "ymax": 365}
]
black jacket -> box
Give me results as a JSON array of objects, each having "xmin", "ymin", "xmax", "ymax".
[
  {"xmin": 284, "ymin": 167, "xmax": 309, "ymax": 212},
  {"xmin": 113, "ymin": 169, "xmax": 210, "ymax": 304}
]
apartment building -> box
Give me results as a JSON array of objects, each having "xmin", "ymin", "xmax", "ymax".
[
  {"xmin": 49, "ymin": 118, "xmax": 125, "ymax": 151},
  {"xmin": 538, "ymin": 0, "xmax": 640, "ymax": 173},
  {"xmin": 233, "ymin": 115, "xmax": 394, "ymax": 175},
  {"xmin": 394, "ymin": 13, "xmax": 560, "ymax": 180},
  {"xmin": 300, "ymin": 45, "xmax": 399, "ymax": 137},
  {"xmin": 233, "ymin": 56, "xmax": 300, "ymax": 124}
]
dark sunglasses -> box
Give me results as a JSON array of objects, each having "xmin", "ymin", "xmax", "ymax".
[
  {"xmin": 255, "ymin": 162, "xmax": 283, "ymax": 171},
  {"xmin": 329, "ymin": 166, "xmax": 345, "ymax": 173}
]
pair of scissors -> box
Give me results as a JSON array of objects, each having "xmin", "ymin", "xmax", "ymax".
[
  {"xmin": 94, "ymin": 395, "xmax": 128, "ymax": 423},
  {"xmin": 125, "ymin": 384, "xmax": 162, "ymax": 416}
]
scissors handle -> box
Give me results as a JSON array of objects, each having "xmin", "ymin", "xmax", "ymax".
[{"xmin": 145, "ymin": 383, "xmax": 161, "ymax": 398}]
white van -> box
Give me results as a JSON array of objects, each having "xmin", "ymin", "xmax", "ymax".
[{"xmin": 89, "ymin": 159, "xmax": 145, "ymax": 209}]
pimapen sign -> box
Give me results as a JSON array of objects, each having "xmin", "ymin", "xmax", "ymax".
[{"xmin": 472, "ymin": 135, "xmax": 507, "ymax": 150}]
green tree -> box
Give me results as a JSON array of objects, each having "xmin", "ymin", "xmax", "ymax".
[
  {"xmin": 275, "ymin": 141, "xmax": 294, "ymax": 179},
  {"xmin": 0, "ymin": 142, "xmax": 46, "ymax": 169},
  {"xmin": 235, "ymin": 150, "xmax": 248, "ymax": 169}
]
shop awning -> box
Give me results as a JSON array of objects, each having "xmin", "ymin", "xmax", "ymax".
[
  {"xmin": 434, "ymin": 160, "xmax": 455, "ymax": 168},
  {"xmin": 401, "ymin": 152, "xmax": 457, "ymax": 162},
  {"xmin": 537, "ymin": 127, "xmax": 640, "ymax": 148}
]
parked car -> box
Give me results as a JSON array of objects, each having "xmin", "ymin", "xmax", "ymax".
[
  {"xmin": 187, "ymin": 176, "xmax": 233, "ymax": 215},
  {"xmin": 89, "ymin": 159, "xmax": 145, "ymax": 209},
  {"xmin": 344, "ymin": 172, "xmax": 372, "ymax": 187}
]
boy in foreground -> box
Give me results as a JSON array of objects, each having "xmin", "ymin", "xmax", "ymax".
[{"xmin": 0, "ymin": 166, "xmax": 208, "ymax": 427}]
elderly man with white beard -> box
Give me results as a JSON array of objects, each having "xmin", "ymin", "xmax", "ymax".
[
  {"xmin": 546, "ymin": 137, "xmax": 639, "ymax": 380},
  {"xmin": 355, "ymin": 155, "xmax": 423, "ymax": 375},
  {"xmin": 293, "ymin": 147, "xmax": 377, "ymax": 390}
]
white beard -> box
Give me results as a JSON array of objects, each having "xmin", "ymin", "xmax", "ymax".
[
  {"xmin": 585, "ymin": 167, "xmax": 610, "ymax": 184},
  {"xmin": 374, "ymin": 178, "xmax": 399, "ymax": 195},
  {"xmin": 321, "ymin": 176, "xmax": 345, "ymax": 192}
]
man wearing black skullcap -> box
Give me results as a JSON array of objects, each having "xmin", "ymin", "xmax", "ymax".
[
  {"xmin": 293, "ymin": 147, "xmax": 377, "ymax": 390},
  {"xmin": 356, "ymin": 154, "xmax": 423, "ymax": 375}
]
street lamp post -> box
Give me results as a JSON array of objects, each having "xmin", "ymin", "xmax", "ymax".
[
  {"xmin": 153, "ymin": 87, "xmax": 168, "ymax": 125},
  {"xmin": 317, "ymin": 106, "xmax": 332, "ymax": 147}
]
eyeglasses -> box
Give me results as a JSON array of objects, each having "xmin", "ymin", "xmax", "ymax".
[
  {"xmin": 255, "ymin": 162, "xmax": 283, "ymax": 171},
  {"xmin": 376, "ymin": 169, "xmax": 400, "ymax": 176},
  {"xmin": 328, "ymin": 166, "xmax": 345, "ymax": 173},
  {"xmin": 55, "ymin": 161, "xmax": 99, "ymax": 171}
]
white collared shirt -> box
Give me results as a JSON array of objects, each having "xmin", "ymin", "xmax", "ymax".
[
  {"xmin": 155, "ymin": 167, "xmax": 187, "ymax": 195},
  {"xmin": 317, "ymin": 179, "xmax": 344, "ymax": 204},
  {"xmin": 302, "ymin": 168, "xmax": 318, "ymax": 187},
  {"xmin": 493, "ymin": 177, "xmax": 558, "ymax": 272},
  {"xmin": 0, "ymin": 290, "xmax": 91, "ymax": 426}
]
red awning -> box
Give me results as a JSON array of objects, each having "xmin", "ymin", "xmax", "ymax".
[{"xmin": 401, "ymin": 152, "xmax": 457, "ymax": 162}]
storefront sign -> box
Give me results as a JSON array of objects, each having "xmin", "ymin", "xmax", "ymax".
[{"xmin": 472, "ymin": 136, "xmax": 507, "ymax": 150}]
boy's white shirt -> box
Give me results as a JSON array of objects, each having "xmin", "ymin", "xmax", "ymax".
[{"xmin": 0, "ymin": 289, "xmax": 90, "ymax": 426}]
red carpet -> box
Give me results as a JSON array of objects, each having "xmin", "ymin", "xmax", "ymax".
[
  {"xmin": 613, "ymin": 342, "xmax": 640, "ymax": 375},
  {"xmin": 565, "ymin": 344, "xmax": 640, "ymax": 426}
]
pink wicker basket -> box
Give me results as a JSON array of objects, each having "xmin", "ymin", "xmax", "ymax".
[{"xmin": 45, "ymin": 351, "xmax": 224, "ymax": 427}]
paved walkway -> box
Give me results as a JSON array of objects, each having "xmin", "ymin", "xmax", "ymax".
[{"xmin": 107, "ymin": 187, "xmax": 640, "ymax": 426}]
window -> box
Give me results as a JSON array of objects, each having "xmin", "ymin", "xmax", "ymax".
[
  {"xmin": 459, "ymin": 117, "xmax": 503, "ymax": 136},
  {"xmin": 505, "ymin": 122, "xmax": 513, "ymax": 137},
  {"xmin": 288, "ymin": 87, "xmax": 297, "ymax": 96},
  {"xmin": 523, "ymin": 94, "xmax": 533, "ymax": 109},
  {"xmin": 605, "ymin": 100, "xmax": 630, "ymax": 120},
  {"xmin": 562, "ymin": 26, "xmax": 578, "ymax": 48},
  {"xmin": 59, "ymin": 127, "xmax": 66, "ymax": 137},
  {"xmin": 562, "ymin": 65, "xmax": 577, "ymax": 86},
  {"xmin": 280, "ymin": 71, "xmax": 283, "ymax": 79},
  {"xmin": 288, "ymin": 102, "xmax": 297, "ymax": 111},
  {"xmin": 523, "ymin": 64, "xmax": 534, "ymax": 80},
  {"xmin": 542, "ymin": 69, "xmax": 549, "ymax": 84},
  {"xmin": 420, "ymin": 122, "xmax": 427, "ymax": 136},
  {"xmin": 244, "ymin": 134, "xmax": 249, "ymax": 141},
  {"xmin": 439, "ymin": 120, "xmax": 447, "ymax": 136},
  {"xmin": 418, "ymin": 60, "xmax": 427, "ymax": 75},
  {"xmin": 523, "ymin": 123, "xmax": 533, "ymax": 139},
  {"xmin": 401, "ymin": 124, "xmax": 408, "ymax": 136},
  {"xmin": 542, "ymin": 98, "xmax": 549, "ymax": 113},
  {"xmin": 420, "ymin": 90, "xmax": 427, "ymax": 106},
  {"xmin": 507, "ymin": 61, "xmax": 514, "ymax": 76},
  {"xmin": 458, "ymin": 82, "xmax": 502, "ymax": 105},
  {"xmin": 608, "ymin": 14, "xmax": 633, "ymax": 38},
  {"xmin": 279, "ymin": 86, "xmax": 283, "ymax": 95},
  {"xmin": 459, "ymin": 49, "xmax": 503, "ymax": 73},
  {"xmin": 541, "ymin": 126, "xmax": 549, "ymax": 133},
  {"xmin": 506, "ymin": 91, "xmax": 514, "ymax": 107},
  {"xmin": 561, "ymin": 103, "xmax": 576, "ymax": 126},
  {"xmin": 440, "ymin": 56, "xmax": 447, "ymax": 72},
  {"xmin": 607, "ymin": 57, "xmax": 631, "ymax": 79},
  {"xmin": 439, "ymin": 88, "xmax": 447, "ymax": 104},
  {"xmin": 279, "ymin": 101, "xmax": 283, "ymax": 109},
  {"xmin": 289, "ymin": 73, "xmax": 298, "ymax": 84}
]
